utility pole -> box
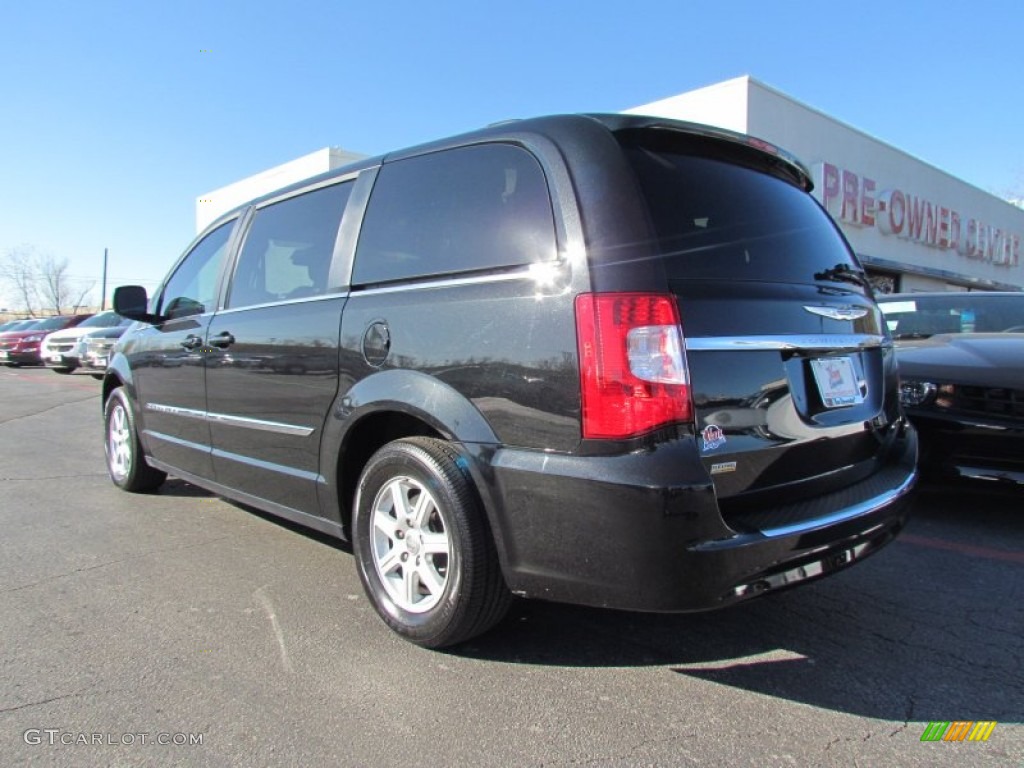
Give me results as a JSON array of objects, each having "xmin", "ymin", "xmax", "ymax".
[{"xmin": 101, "ymin": 247, "xmax": 108, "ymax": 310}]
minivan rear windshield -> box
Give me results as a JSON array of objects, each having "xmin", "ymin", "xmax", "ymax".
[{"xmin": 617, "ymin": 130, "xmax": 864, "ymax": 289}]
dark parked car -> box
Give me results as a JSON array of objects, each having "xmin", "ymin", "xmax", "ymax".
[
  {"xmin": 0, "ymin": 314, "xmax": 92, "ymax": 366},
  {"xmin": 879, "ymin": 291, "xmax": 1024, "ymax": 486},
  {"xmin": 105, "ymin": 114, "xmax": 917, "ymax": 647}
]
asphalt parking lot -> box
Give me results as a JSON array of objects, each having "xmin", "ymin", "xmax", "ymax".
[{"xmin": 1, "ymin": 366, "xmax": 1021, "ymax": 767}]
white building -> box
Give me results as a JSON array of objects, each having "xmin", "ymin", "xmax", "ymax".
[
  {"xmin": 626, "ymin": 76, "xmax": 1023, "ymax": 292},
  {"xmin": 196, "ymin": 147, "xmax": 365, "ymax": 232}
]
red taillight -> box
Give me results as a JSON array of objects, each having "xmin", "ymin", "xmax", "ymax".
[{"xmin": 575, "ymin": 292, "xmax": 692, "ymax": 439}]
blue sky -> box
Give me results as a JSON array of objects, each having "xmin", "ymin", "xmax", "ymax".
[{"xmin": 2, "ymin": 0, "xmax": 1022, "ymax": 308}]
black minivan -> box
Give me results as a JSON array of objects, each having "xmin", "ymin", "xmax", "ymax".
[{"xmin": 105, "ymin": 114, "xmax": 917, "ymax": 647}]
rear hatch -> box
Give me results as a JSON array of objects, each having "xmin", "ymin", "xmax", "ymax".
[{"xmin": 616, "ymin": 127, "xmax": 902, "ymax": 512}]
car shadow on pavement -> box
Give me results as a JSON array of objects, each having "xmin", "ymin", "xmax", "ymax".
[
  {"xmin": 152, "ymin": 477, "xmax": 220, "ymax": 498},
  {"xmin": 453, "ymin": 489, "xmax": 1023, "ymax": 724}
]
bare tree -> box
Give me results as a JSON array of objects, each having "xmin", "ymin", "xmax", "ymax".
[
  {"xmin": 1, "ymin": 246, "xmax": 41, "ymax": 315},
  {"xmin": 36, "ymin": 253, "xmax": 94, "ymax": 314},
  {"xmin": 0, "ymin": 245, "xmax": 94, "ymax": 315}
]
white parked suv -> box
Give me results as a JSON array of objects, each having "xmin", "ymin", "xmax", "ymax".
[{"xmin": 40, "ymin": 311, "xmax": 130, "ymax": 373}]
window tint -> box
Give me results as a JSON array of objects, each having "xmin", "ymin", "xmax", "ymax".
[
  {"xmin": 618, "ymin": 130, "xmax": 862, "ymax": 288},
  {"xmin": 159, "ymin": 222, "xmax": 234, "ymax": 319},
  {"xmin": 353, "ymin": 143, "xmax": 556, "ymax": 286},
  {"xmin": 880, "ymin": 294, "xmax": 1024, "ymax": 337},
  {"xmin": 228, "ymin": 182, "xmax": 352, "ymax": 309}
]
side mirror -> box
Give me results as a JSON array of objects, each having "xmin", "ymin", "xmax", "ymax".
[{"xmin": 113, "ymin": 285, "xmax": 161, "ymax": 324}]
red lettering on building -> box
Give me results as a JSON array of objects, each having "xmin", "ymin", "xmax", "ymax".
[
  {"xmin": 841, "ymin": 170, "xmax": 860, "ymax": 224},
  {"xmin": 905, "ymin": 196, "xmax": 925, "ymax": 241},
  {"xmin": 815, "ymin": 161, "xmax": 1021, "ymax": 270},
  {"xmin": 861, "ymin": 178, "xmax": 876, "ymax": 226},
  {"xmin": 821, "ymin": 163, "xmax": 840, "ymax": 218},
  {"xmin": 938, "ymin": 207, "xmax": 950, "ymax": 248}
]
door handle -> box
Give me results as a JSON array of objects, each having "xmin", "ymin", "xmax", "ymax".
[
  {"xmin": 209, "ymin": 331, "xmax": 235, "ymax": 349},
  {"xmin": 181, "ymin": 334, "xmax": 203, "ymax": 350}
]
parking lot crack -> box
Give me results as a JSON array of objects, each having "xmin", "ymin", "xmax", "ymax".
[
  {"xmin": 0, "ymin": 690, "xmax": 94, "ymax": 714},
  {"xmin": 0, "ymin": 395, "xmax": 99, "ymax": 425},
  {"xmin": 888, "ymin": 695, "xmax": 915, "ymax": 737}
]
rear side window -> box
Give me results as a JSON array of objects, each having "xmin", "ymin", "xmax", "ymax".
[
  {"xmin": 228, "ymin": 181, "xmax": 353, "ymax": 308},
  {"xmin": 353, "ymin": 143, "xmax": 556, "ymax": 286},
  {"xmin": 619, "ymin": 131, "xmax": 862, "ymax": 287}
]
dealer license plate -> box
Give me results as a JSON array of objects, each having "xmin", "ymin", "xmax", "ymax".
[{"xmin": 810, "ymin": 357, "xmax": 864, "ymax": 408}]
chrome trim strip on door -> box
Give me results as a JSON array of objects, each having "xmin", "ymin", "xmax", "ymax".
[
  {"xmin": 146, "ymin": 403, "xmax": 206, "ymax": 420},
  {"xmin": 147, "ymin": 403, "xmax": 314, "ymax": 437},
  {"xmin": 214, "ymin": 291, "xmax": 348, "ymax": 315},
  {"xmin": 351, "ymin": 263, "xmax": 556, "ymax": 296},
  {"xmin": 205, "ymin": 411, "xmax": 315, "ymax": 437},
  {"xmin": 684, "ymin": 334, "xmax": 886, "ymax": 352}
]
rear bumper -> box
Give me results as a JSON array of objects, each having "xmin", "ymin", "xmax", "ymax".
[{"xmin": 487, "ymin": 425, "xmax": 917, "ymax": 612}]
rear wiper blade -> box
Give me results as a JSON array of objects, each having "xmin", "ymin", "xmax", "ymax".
[{"xmin": 814, "ymin": 263, "xmax": 870, "ymax": 289}]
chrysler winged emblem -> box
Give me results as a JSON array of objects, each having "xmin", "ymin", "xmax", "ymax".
[{"xmin": 803, "ymin": 305, "xmax": 868, "ymax": 321}]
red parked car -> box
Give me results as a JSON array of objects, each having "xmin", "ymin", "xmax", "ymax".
[{"xmin": 0, "ymin": 315, "xmax": 93, "ymax": 367}]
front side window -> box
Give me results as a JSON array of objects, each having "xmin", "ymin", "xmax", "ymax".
[
  {"xmin": 159, "ymin": 222, "xmax": 234, "ymax": 319},
  {"xmin": 227, "ymin": 182, "xmax": 352, "ymax": 309},
  {"xmin": 353, "ymin": 143, "xmax": 556, "ymax": 286}
]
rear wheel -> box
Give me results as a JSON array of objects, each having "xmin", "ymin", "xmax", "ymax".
[
  {"xmin": 352, "ymin": 437, "xmax": 510, "ymax": 648},
  {"xmin": 104, "ymin": 387, "xmax": 167, "ymax": 492}
]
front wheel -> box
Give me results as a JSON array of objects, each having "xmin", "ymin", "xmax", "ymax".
[
  {"xmin": 104, "ymin": 388, "xmax": 167, "ymax": 492},
  {"xmin": 352, "ymin": 437, "xmax": 510, "ymax": 648}
]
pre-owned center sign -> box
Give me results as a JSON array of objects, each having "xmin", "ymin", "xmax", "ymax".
[{"xmin": 816, "ymin": 162, "xmax": 1020, "ymax": 269}]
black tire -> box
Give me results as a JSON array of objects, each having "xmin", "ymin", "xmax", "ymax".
[
  {"xmin": 352, "ymin": 437, "xmax": 510, "ymax": 648},
  {"xmin": 103, "ymin": 387, "xmax": 167, "ymax": 492},
  {"xmin": 52, "ymin": 366, "xmax": 73, "ymax": 374},
  {"xmin": 90, "ymin": 373, "xmax": 104, "ymax": 381}
]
